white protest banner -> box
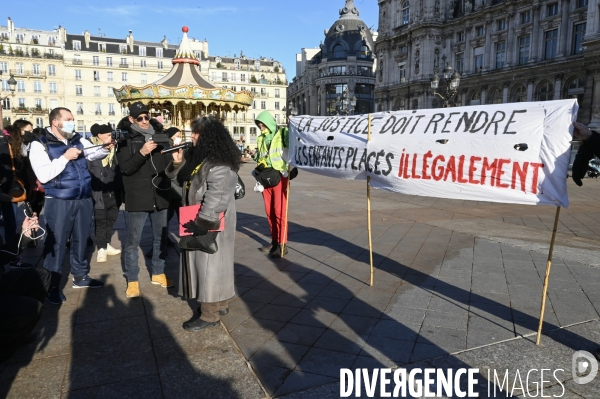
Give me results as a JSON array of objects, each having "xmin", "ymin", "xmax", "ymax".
[{"xmin": 289, "ymin": 99, "xmax": 577, "ymax": 207}]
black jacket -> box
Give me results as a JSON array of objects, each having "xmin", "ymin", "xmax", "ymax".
[
  {"xmin": 0, "ymin": 135, "xmax": 14, "ymax": 195},
  {"xmin": 87, "ymin": 153, "xmax": 123, "ymax": 210},
  {"xmin": 115, "ymin": 127, "xmax": 172, "ymax": 212}
]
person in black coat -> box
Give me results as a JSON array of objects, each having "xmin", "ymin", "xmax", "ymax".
[
  {"xmin": 572, "ymin": 122, "xmax": 600, "ymax": 186},
  {"xmin": 87, "ymin": 124, "xmax": 123, "ymax": 263},
  {"xmin": 115, "ymin": 102, "xmax": 173, "ymax": 298}
]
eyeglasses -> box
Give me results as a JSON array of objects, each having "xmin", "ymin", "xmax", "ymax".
[{"xmin": 135, "ymin": 115, "xmax": 150, "ymax": 122}]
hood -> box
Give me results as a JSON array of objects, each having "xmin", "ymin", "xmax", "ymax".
[{"xmin": 255, "ymin": 111, "xmax": 277, "ymax": 135}]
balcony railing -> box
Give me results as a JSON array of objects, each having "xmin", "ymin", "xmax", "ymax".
[
  {"xmin": 95, "ymin": 111, "xmax": 102, "ymax": 115},
  {"xmin": 11, "ymin": 107, "xmax": 49, "ymax": 114},
  {"xmin": 109, "ymin": 111, "xmax": 116, "ymax": 116},
  {"xmin": 72, "ymin": 59, "xmax": 83, "ymax": 65},
  {"xmin": 119, "ymin": 64, "xmax": 129, "ymax": 68},
  {"xmin": 9, "ymin": 70, "xmax": 47, "ymax": 78}
]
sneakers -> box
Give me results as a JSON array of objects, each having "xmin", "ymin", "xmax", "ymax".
[
  {"xmin": 151, "ymin": 274, "xmax": 174, "ymax": 288},
  {"xmin": 96, "ymin": 248, "xmax": 107, "ymax": 263},
  {"xmin": 126, "ymin": 281, "xmax": 140, "ymax": 298},
  {"xmin": 259, "ymin": 240, "xmax": 277, "ymax": 253},
  {"xmin": 270, "ymin": 244, "xmax": 288, "ymax": 258},
  {"xmin": 46, "ymin": 286, "xmax": 66, "ymax": 305},
  {"xmin": 72, "ymin": 275, "xmax": 104, "ymax": 289},
  {"xmin": 106, "ymin": 244, "xmax": 121, "ymax": 256},
  {"xmin": 7, "ymin": 257, "xmax": 33, "ymax": 268}
]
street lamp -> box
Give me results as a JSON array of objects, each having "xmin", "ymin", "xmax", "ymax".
[
  {"xmin": 336, "ymin": 88, "xmax": 357, "ymax": 115},
  {"xmin": 0, "ymin": 71, "xmax": 17, "ymax": 130},
  {"xmin": 286, "ymin": 101, "xmax": 298, "ymax": 123},
  {"xmin": 430, "ymin": 64, "xmax": 461, "ymax": 107}
]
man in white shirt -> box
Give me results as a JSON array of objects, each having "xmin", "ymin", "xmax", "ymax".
[{"xmin": 30, "ymin": 107, "xmax": 111, "ymax": 304}]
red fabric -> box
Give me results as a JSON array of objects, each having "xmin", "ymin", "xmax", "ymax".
[{"xmin": 262, "ymin": 176, "xmax": 288, "ymax": 243}]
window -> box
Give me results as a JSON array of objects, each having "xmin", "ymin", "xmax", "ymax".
[
  {"xmin": 0, "ymin": 62, "xmax": 7, "ymax": 73},
  {"xmin": 156, "ymin": 48, "xmax": 163, "ymax": 58},
  {"xmin": 36, "ymin": 117, "xmax": 43, "ymax": 127},
  {"xmin": 18, "ymin": 98, "xmax": 26, "ymax": 108},
  {"xmin": 94, "ymin": 86, "xmax": 101, "ymax": 97},
  {"xmin": 488, "ymin": 89, "xmax": 502, "ymax": 104},
  {"xmin": 474, "ymin": 46, "xmax": 484, "ymax": 71},
  {"xmin": 120, "ymin": 44, "xmax": 127, "ymax": 54},
  {"xmin": 48, "ymin": 36, "xmax": 56, "ymax": 46},
  {"xmin": 241, "ymin": 74, "xmax": 246, "ymax": 82},
  {"xmin": 157, "ymin": 61, "xmax": 164, "ymax": 69},
  {"xmin": 231, "ymin": 86, "xmax": 237, "ymax": 92},
  {"xmin": 95, "ymin": 103, "xmax": 102, "ymax": 115},
  {"xmin": 77, "ymin": 121, "xmax": 85, "ymax": 132},
  {"xmin": 475, "ymin": 26, "xmax": 484, "ymax": 36},
  {"xmin": 241, "ymin": 86, "xmax": 246, "ymax": 92},
  {"xmin": 234, "ymin": 59, "xmax": 241, "ymax": 69},
  {"xmin": 222, "ymin": 72, "xmax": 228, "ymax": 82},
  {"xmin": 573, "ymin": 23, "xmax": 587, "ymax": 54},
  {"xmin": 73, "ymin": 40, "xmax": 81, "ymax": 50},
  {"xmin": 33, "ymin": 64, "xmax": 40, "ymax": 75},
  {"xmin": 513, "ymin": 36, "xmax": 529, "ymax": 66},
  {"xmin": 260, "ymin": 88, "xmax": 267, "ymax": 97},
  {"xmin": 521, "ymin": 11, "xmax": 531, "ymax": 24},
  {"xmin": 456, "ymin": 31, "xmax": 465, "ymax": 42},
  {"xmin": 275, "ymin": 102, "xmax": 280, "ymax": 110},
  {"xmin": 108, "ymin": 87, "xmax": 114, "ymax": 97},
  {"xmin": 254, "ymin": 60, "xmax": 261, "ymax": 71},
  {"xmin": 252, "ymin": 101, "xmax": 256, "ymax": 109},
  {"xmin": 401, "ymin": 1, "xmax": 410, "ymax": 25},
  {"xmin": 140, "ymin": 60, "xmax": 147, "ymax": 68},
  {"xmin": 1, "ymin": 80, "xmax": 7, "ymax": 91},
  {"xmin": 75, "ymin": 70, "xmax": 82, "ymax": 80},
  {"xmin": 141, "ymin": 73, "xmax": 147, "ymax": 84},
  {"xmin": 34, "ymin": 98, "xmax": 42, "ymax": 109},
  {"xmin": 230, "ymin": 73, "xmax": 235, "ymax": 82},
  {"xmin": 538, "ymin": 82, "xmax": 554, "ymax": 101},
  {"xmin": 329, "ymin": 66, "xmax": 346, "ymax": 75},
  {"xmin": 497, "ymin": 19, "xmax": 506, "ymax": 31},
  {"xmin": 2, "ymin": 98, "xmax": 10, "ymax": 111},
  {"xmin": 332, "ymin": 44, "xmax": 346, "ymax": 59},
  {"xmin": 547, "ymin": 3, "xmax": 558, "ymax": 17},
  {"xmin": 49, "ymin": 82, "xmax": 57, "ymax": 94},
  {"xmin": 50, "ymin": 99, "xmax": 57, "ymax": 110},
  {"xmin": 48, "ymin": 64, "xmax": 56, "ymax": 76},
  {"xmin": 545, "ymin": 29, "xmax": 558, "ymax": 60},
  {"xmin": 16, "ymin": 63, "xmax": 24, "ymax": 74},
  {"xmin": 398, "ymin": 63, "xmax": 406, "ymax": 82},
  {"xmin": 139, "ymin": 47, "xmax": 146, "ymax": 56},
  {"xmin": 120, "ymin": 58, "xmax": 127, "ymax": 66},
  {"xmin": 17, "ymin": 80, "xmax": 25, "ymax": 92},
  {"xmin": 33, "ymin": 81, "xmax": 42, "ymax": 93},
  {"xmin": 106, "ymin": 57, "xmax": 113, "ymax": 67},
  {"xmin": 275, "ymin": 114, "xmax": 280, "ymax": 124},
  {"xmin": 577, "ymin": 0, "xmax": 589, "ymax": 8},
  {"xmin": 99, "ymin": 43, "xmax": 106, "ymax": 53},
  {"xmin": 495, "ymin": 41, "xmax": 506, "ymax": 69},
  {"xmin": 109, "ymin": 104, "xmax": 115, "ymax": 115},
  {"xmin": 93, "ymin": 56, "xmax": 99, "ymax": 66},
  {"xmin": 76, "ymin": 85, "xmax": 82, "ymax": 96},
  {"xmin": 250, "ymin": 127, "xmax": 257, "ymax": 136},
  {"xmin": 122, "ymin": 72, "xmax": 128, "ymax": 82},
  {"xmin": 275, "ymin": 89, "xmax": 280, "ymax": 98},
  {"xmin": 107, "ymin": 72, "xmax": 113, "ymax": 82},
  {"xmin": 77, "ymin": 102, "xmax": 84, "ymax": 115},
  {"xmin": 455, "ymin": 52, "xmax": 464, "ymax": 73}
]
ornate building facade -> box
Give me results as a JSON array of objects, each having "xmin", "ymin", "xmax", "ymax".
[
  {"xmin": 374, "ymin": 0, "xmax": 598, "ymax": 125},
  {"xmin": 287, "ymin": 0, "xmax": 378, "ymax": 116}
]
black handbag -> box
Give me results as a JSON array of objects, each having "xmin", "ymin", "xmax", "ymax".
[
  {"xmin": 235, "ymin": 174, "xmax": 245, "ymax": 200},
  {"xmin": 254, "ymin": 166, "xmax": 281, "ymax": 188},
  {"xmin": 178, "ymin": 231, "xmax": 219, "ymax": 254}
]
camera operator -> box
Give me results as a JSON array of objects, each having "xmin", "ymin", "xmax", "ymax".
[{"xmin": 115, "ymin": 102, "xmax": 173, "ymax": 298}]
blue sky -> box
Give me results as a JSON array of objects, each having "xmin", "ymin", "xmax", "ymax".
[{"xmin": 4, "ymin": 0, "xmax": 378, "ymax": 80}]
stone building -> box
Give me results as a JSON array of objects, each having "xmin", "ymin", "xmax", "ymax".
[
  {"xmin": 0, "ymin": 18, "xmax": 287, "ymax": 146},
  {"xmin": 288, "ymin": 0, "xmax": 378, "ymax": 116},
  {"xmin": 374, "ymin": 0, "xmax": 597, "ymax": 125}
]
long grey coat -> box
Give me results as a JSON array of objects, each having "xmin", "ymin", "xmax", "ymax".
[{"xmin": 166, "ymin": 159, "xmax": 237, "ymax": 302}]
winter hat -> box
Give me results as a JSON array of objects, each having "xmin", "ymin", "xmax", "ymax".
[
  {"xmin": 129, "ymin": 101, "xmax": 149, "ymax": 118},
  {"xmin": 90, "ymin": 123, "xmax": 112, "ymax": 136},
  {"xmin": 165, "ymin": 127, "xmax": 180, "ymax": 138}
]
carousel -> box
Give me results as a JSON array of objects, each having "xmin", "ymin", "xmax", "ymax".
[{"xmin": 113, "ymin": 27, "xmax": 253, "ymax": 136}]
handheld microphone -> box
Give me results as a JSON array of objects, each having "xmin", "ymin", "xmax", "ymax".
[{"xmin": 161, "ymin": 141, "xmax": 192, "ymax": 154}]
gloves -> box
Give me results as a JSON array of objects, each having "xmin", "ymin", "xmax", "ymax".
[
  {"xmin": 182, "ymin": 221, "xmax": 208, "ymax": 236},
  {"xmin": 572, "ymin": 143, "xmax": 595, "ymax": 186},
  {"xmin": 281, "ymin": 170, "xmax": 289, "ymax": 178},
  {"xmin": 254, "ymin": 181, "xmax": 264, "ymax": 192}
]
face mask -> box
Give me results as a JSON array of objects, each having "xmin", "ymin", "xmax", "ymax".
[
  {"xmin": 261, "ymin": 129, "xmax": 269, "ymax": 135},
  {"xmin": 61, "ymin": 121, "xmax": 75, "ymax": 134},
  {"xmin": 173, "ymin": 137, "xmax": 182, "ymax": 146},
  {"xmin": 22, "ymin": 131, "xmax": 36, "ymax": 144}
]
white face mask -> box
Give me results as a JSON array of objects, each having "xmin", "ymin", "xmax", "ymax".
[
  {"xmin": 61, "ymin": 121, "xmax": 75, "ymax": 134},
  {"xmin": 173, "ymin": 137, "xmax": 182, "ymax": 146}
]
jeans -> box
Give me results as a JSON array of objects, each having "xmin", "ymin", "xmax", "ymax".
[
  {"xmin": 42, "ymin": 198, "xmax": 93, "ymax": 277},
  {"xmin": 123, "ymin": 209, "xmax": 167, "ymax": 282},
  {"xmin": 94, "ymin": 193, "xmax": 119, "ymax": 250}
]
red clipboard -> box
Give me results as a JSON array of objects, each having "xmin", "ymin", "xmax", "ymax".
[{"xmin": 179, "ymin": 204, "xmax": 225, "ymax": 236}]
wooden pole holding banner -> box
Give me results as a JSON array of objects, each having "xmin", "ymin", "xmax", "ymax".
[
  {"xmin": 280, "ymin": 164, "xmax": 291, "ymax": 258},
  {"xmin": 536, "ymin": 206, "xmax": 561, "ymax": 345},
  {"xmin": 367, "ymin": 114, "xmax": 374, "ymax": 286}
]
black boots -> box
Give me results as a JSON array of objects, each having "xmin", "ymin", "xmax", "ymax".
[
  {"xmin": 270, "ymin": 244, "xmax": 288, "ymax": 258},
  {"xmin": 259, "ymin": 240, "xmax": 277, "ymax": 253}
]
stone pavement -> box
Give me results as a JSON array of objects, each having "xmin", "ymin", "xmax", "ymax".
[{"xmin": 2, "ymin": 162, "xmax": 600, "ymax": 398}]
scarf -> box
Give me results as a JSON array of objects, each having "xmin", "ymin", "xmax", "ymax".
[
  {"xmin": 130, "ymin": 123, "xmax": 155, "ymax": 142},
  {"xmin": 91, "ymin": 137, "xmax": 115, "ymax": 167}
]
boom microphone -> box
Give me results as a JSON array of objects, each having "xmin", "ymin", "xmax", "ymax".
[{"xmin": 161, "ymin": 142, "xmax": 192, "ymax": 154}]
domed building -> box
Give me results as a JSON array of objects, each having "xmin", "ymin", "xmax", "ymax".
[{"xmin": 287, "ymin": 0, "xmax": 378, "ymax": 116}]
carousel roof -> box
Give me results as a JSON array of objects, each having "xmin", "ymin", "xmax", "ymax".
[{"xmin": 113, "ymin": 26, "xmax": 252, "ymax": 110}]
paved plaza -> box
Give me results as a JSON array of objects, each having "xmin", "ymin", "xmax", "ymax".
[{"xmin": 2, "ymin": 162, "xmax": 600, "ymax": 398}]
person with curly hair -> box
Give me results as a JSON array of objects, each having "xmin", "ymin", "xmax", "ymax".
[{"xmin": 166, "ymin": 116, "xmax": 241, "ymax": 332}]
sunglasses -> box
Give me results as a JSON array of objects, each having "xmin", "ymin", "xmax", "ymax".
[{"xmin": 135, "ymin": 115, "xmax": 150, "ymax": 122}]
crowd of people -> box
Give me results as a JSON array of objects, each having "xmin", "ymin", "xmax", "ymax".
[{"xmin": 0, "ymin": 101, "xmax": 292, "ymax": 361}]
